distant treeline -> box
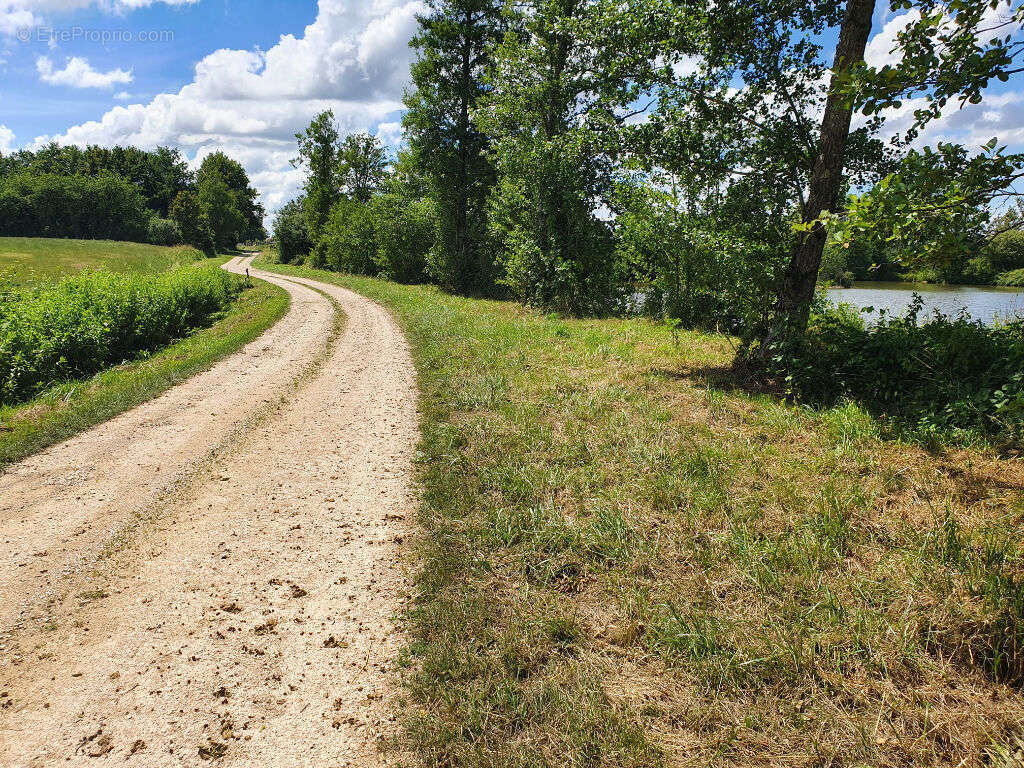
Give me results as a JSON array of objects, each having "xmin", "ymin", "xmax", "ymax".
[
  {"xmin": 0, "ymin": 144, "xmax": 266, "ymax": 252},
  {"xmin": 821, "ymin": 210, "xmax": 1024, "ymax": 288}
]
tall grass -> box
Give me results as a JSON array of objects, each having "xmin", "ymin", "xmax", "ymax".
[{"xmin": 0, "ymin": 264, "xmax": 242, "ymax": 406}]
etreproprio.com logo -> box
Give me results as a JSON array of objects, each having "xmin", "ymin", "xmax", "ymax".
[{"xmin": 17, "ymin": 26, "xmax": 175, "ymax": 44}]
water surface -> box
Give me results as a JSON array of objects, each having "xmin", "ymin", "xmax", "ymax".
[{"xmin": 825, "ymin": 282, "xmax": 1024, "ymax": 325}]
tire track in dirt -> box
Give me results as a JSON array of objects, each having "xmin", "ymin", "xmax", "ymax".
[{"xmin": 0, "ymin": 256, "xmax": 418, "ymax": 767}]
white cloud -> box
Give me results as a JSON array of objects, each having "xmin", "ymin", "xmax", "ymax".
[
  {"xmin": 36, "ymin": 0, "xmax": 426, "ymax": 225},
  {"xmin": 113, "ymin": 89, "xmax": 130, "ymax": 100},
  {"xmin": 0, "ymin": 124, "xmax": 15, "ymax": 152},
  {"xmin": 1, "ymin": 0, "xmax": 197, "ymax": 36},
  {"xmin": 375, "ymin": 120, "xmax": 403, "ymax": 147},
  {"xmin": 37, "ymin": 55, "xmax": 132, "ymax": 88},
  {"xmin": 863, "ymin": 90, "xmax": 1024, "ymax": 151},
  {"xmin": 866, "ymin": 6, "xmax": 1023, "ymax": 70}
]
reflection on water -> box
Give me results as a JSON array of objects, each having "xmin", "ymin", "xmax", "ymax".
[{"xmin": 825, "ymin": 282, "xmax": 1024, "ymax": 326}]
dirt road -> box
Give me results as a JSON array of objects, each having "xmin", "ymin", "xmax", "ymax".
[{"xmin": 0, "ymin": 256, "xmax": 418, "ymax": 766}]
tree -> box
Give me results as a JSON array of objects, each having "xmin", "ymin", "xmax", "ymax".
[
  {"xmin": 773, "ymin": 0, "xmax": 878, "ymax": 333},
  {"xmin": 337, "ymin": 133, "xmax": 389, "ymax": 203},
  {"xmin": 197, "ymin": 152, "xmax": 266, "ymax": 241},
  {"xmin": 1, "ymin": 143, "xmax": 193, "ymax": 217},
  {"xmin": 273, "ymin": 198, "xmax": 313, "ymax": 264},
  {"xmin": 404, "ymin": 0, "xmax": 504, "ymax": 293},
  {"xmin": 197, "ymin": 174, "xmax": 245, "ymax": 251},
  {"xmin": 170, "ymin": 190, "xmax": 215, "ymax": 255},
  {"xmin": 293, "ymin": 111, "xmax": 341, "ymax": 241},
  {"xmin": 774, "ymin": 0, "xmax": 1024, "ymax": 332},
  {"xmin": 477, "ymin": 0, "xmax": 633, "ymax": 314}
]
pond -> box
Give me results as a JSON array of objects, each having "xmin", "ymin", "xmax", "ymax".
[{"xmin": 825, "ymin": 282, "xmax": 1024, "ymax": 326}]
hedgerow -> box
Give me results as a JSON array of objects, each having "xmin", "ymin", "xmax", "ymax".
[{"xmin": 0, "ymin": 264, "xmax": 243, "ymax": 406}]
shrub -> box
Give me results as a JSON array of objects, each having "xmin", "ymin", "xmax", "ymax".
[
  {"xmin": 996, "ymin": 268, "xmax": 1024, "ymax": 287},
  {"xmin": 147, "ymin": 217, "xmax": 183, "ymax": 246},
  {"xmin": 372, "ymin": 194, "xmax": 436, "ymax": 283},
  {"xmin": 273, "ymin": 198, "xmax": 312, "ymax": 264},
  {"xmin": 0, "ymin": 264, "xmax": 242, "ymax": 407},
  {"xmin": 320, "ymin": 199, "xmax": 379, "ymax": 275},
  {"xmin": 757, "ymin": 298, "xmax": 1024, "ymax": 440},
  {"xmin": 0, "ymin": 172, "xmax": 149, "ymax": 242}
]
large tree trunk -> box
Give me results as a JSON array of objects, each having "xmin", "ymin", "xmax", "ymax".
[{"xmin": 772, "ymin": 0, "xmax": 877, "ymax": 334}]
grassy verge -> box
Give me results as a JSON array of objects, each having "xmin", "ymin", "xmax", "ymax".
[
  {"xmin": 0, "ymin": 237, "xmax": 205, "ymax": 284},
  {"xmin": 258, "ymin": 257, "xmax": 1024, "ymax": 767},
  {"xmin": 0, "ymin": 278, "xmax": 288, "ymax": 470}
]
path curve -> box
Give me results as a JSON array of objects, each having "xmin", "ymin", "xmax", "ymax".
[{"xmin": 0, "ymin": 256, "xmax": 418, "ymax": 767}]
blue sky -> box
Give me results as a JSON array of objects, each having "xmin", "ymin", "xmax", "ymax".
[{"xmin": 0, "ymin": 0, "xmax": 1021, "ymax": 225}]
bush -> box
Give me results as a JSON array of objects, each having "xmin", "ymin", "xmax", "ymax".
[
  {"xmin": 372, "ymin": 194, "xmax": 436, "ymax": 283},
  {"xmin": 320, "ymin": 199, "xmax": 379, "ymax": 275},
  {"xmin": 996, "ymin": 268, "xmax": 1024, "ymax": 287},
  {"xmin": 273, "ymin": 198, "xmax": 312, "ymax": 264},
  {"xmin": 0, "ymin": 172, "xmax": 149, "ymax": 242},
  {"xmin": 0, "ymin": 264, "xmax": 242, "ymax": 407},
  {"xmin": 147, "ymin": 217, "xmax": 183, "ymax": 246},
  {"xmin": 757, "ymin": 298, "xmax": 1024, "ymax": 440}
]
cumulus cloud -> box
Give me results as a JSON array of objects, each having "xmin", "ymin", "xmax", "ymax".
[
  {"xmin": 113, "ymin": 89, "xmax": 130, "ymax": 100},
  {"xmin": 862, "ymin": 90, "xmax": 1024, "ymax": 151},
  {"xmin": 860, "ymin": 8, "xmax": 1024, "ymax": 153},
  {"xmin": 37, "ymin": 55, "xmax": 132, "ymax": 88},
  {"xmin": 0, "ymin": 124, "xmax": 15, "ymax": 152},
  {"xmin": 36, "ymin": 0, "xmax": 425, "ymax": 224},
  {"xmin": 866, "ymin": 6, "xmax": 1022, "ymax": 69}
]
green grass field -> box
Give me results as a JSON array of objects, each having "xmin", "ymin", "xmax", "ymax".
[
  {"xmin": 255, "ymin": 256, "xmax": 1024, "ymax": 768},
  {"xmin": 0, "ymin": 237, "xmax": 204, "ymax": 284},
  {"xmin": 0, "ymin": 241, "xmax": 289, "ymax": 468}
]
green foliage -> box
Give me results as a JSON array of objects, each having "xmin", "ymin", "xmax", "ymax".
[
  {"xmin": 0, "ymin": 264, "xmax": 242, "ymax": 407},
  {"xmin": 841, "ymin": 142, "xmax": 1015, "ymax": 270},
  {"xmin": 757, "ymin": 299, "xmax": 1024, "ymax": 440},
  {"xmin": 0, "ymin": 142, "xmax": 192, "ymax": 217},
  {"xmin": 0, "ymin": 172, "xmax": 149, "ymax": 242},
  {"xmin": 372, "ymin": 194, "xmax": 437, "ymax": 283},
  {"xmin": 987, "ymin": 228, "xmax": 1024, "ymax": 272},
  {"xmin": 337, "ymin": 133, "xmax": 389, "ymax": 203},
  {"xmin": 404, "ymin": 0, "xmax": 503, "ymax": 295},
  {"xmin": 197, "ymin": 173, "xmax": 245, "ymax": 251},
  {"xmin": 0, "ymin": 276, "xmax": 287, "ymax": 471},
  {"xmin": 197, "ymin": 152, "xmax": 266, "ymax": 241},
  {"xmin": 996, "ymin": 267, "xmax": 1024, "ymax": 287},
  {"xmin": 170, "ymin": 189, "xmax": 215, "ymax": 255},
  {"xmin": 146, "ymin": 216, "xmax": 183, "ymax": 247},
  {"xmin": 293, "ymin": 110, "xmax": 341, "ymax": 241},
  {"xmin": 477, "ymin": 0, "xmax": 627, "ymax": 314},
  {"xmin": 615, "ymin": 179, "xmax": 777, "ymax": 331},
  {"xmin": 848, "ymin": 0, "xmax": 1024, "ymax": 136},
  {"xmin": 272, "ymin": 198, "xmax": 312, "ymax": 265},
  {"xmin": 319, "ymin": 198, "xmax": 378, "ymax": 275}
]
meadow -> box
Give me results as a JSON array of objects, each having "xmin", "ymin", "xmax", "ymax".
[
  {"xmin": 0, "ymin": 237, "xmax": 203, "ymax": 284},
  {"xmin": 257, "ymin": 256, "xmax": 1024, "ymax": 768},
  {"xmin": 0, "ymin": 241, "xmax": 288, "ymax": 469}
]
